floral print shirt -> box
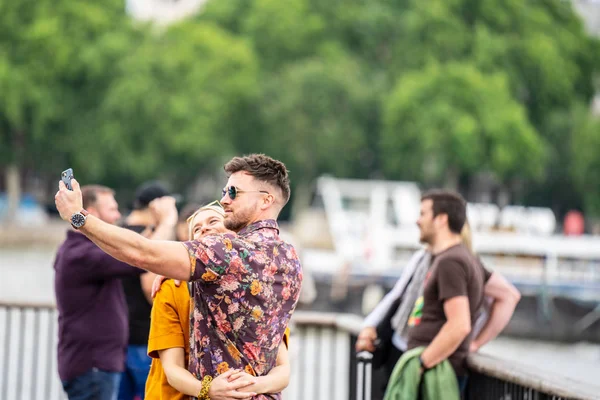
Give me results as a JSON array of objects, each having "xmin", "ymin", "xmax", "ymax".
[{"xmin": 183, "ymin": 219, "xmax": 302, "ymax": 400}]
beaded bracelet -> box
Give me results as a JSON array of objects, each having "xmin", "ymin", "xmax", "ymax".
[{"xmin": 198, "ymin": 375, "xmax": 213, "ymax": 399}]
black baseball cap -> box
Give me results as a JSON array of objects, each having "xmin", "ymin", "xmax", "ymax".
[{"xmin": 133, "ymin": 181, "xmax": 180, "ymax": 210}]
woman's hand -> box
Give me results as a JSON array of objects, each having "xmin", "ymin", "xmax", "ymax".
[
  {"xmin": 208, "ymin": 369, "xmax": 257, "ymax": 400},
  {"xmin": 232, "ymin": 371, "xmax": 269, "ymax": 395}
]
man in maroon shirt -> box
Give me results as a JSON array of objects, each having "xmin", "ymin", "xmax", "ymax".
[{"xmin": 54, "ymin": 185, "xmax": 142, "ymax": 400}]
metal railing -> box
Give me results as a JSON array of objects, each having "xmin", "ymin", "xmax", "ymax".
[
  {"xmin": 286, "ymin": 311, "xmax": 600, "ymax": 400},
  {"xmin": 1, "ymin": 302, "xmax": 599, "ymax": 400},
  {"xmin": 0, "ymin": 302, "xmax": 65, "ymax": 400},
  {"xmin": 466, "ymin": 353, "xmax": 600, "ymax": 400},
  {"xmin": 283, "ymin": 312, "xmax": 361, "ymax": 400}
]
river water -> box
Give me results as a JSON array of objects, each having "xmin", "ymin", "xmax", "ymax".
[{"xmin": 1, "ymin": 246, "xmax": 599, "ymax": 391}]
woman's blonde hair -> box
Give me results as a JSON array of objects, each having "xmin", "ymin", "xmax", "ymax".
[
  {"xmin": 186, "ymin": 200, "xmax": 225, "ymax": 240},
  {"xmin": 461, "ymin": 220, "xmax": 473, "ymax": 254}
]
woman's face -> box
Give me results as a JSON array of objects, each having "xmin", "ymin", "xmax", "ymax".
[{"xmin": 189, "ymin": 209, "xmax": 228, "ymax": 240}]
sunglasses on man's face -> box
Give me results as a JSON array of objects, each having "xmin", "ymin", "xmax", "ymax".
[{"xmin": 221, "ymin": 186, "xmax": 269, "ymax": 201}]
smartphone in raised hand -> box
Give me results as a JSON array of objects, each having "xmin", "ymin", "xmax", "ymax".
[{"xmin": 61, "ymin": 168, "xmax": 74, "ymax": 191}]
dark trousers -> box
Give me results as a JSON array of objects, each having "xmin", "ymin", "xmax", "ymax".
[
  {"xmin": 62, "ymin": 368, "xmax": 121, "ymax": 400},
  {"xmin": 374, "ymin": 345, "xmax": 404, "ymax": 399},
  {"xmin": 417, "ymin": 373, "xmax": 468, "ymax": 400},
  {"xmin": 118, "ymin": 345, "xmax": 151, "ymax": 400}
]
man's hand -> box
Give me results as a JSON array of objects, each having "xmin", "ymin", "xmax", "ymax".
[
  {"xmin": 208, "ymin": 369, "xmax": 256, "ymax": 400},
  {"xmin": 55, "ymin": 179, "xmax": 84, "ymax": 222},
  {"xmin": 149, "ymin": 196, "xmax": 178, "ymax": 227},
  {"xmin": 355, "ymin": 326, "xmax": 378, "ymax": 352},
  {"xmin": 151, "ymin": 275, "xmax": 182, "ymax": 298},
  {"xmin": 469, "ymin": 341, "xmax": 480, "ymax": 353}
]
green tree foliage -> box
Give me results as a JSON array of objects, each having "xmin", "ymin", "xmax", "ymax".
[
  {"xmin": 381, "ymin": 63, "xmax": 546, "ymax": 187},
  {"xmin": 0, "ymin": 0, "xmax": 130, "ymax": 169},
  {"xmin": 384, "ymin": 0, "xmax": 599, "ymax": 210},
  {"xmin": 391, "ymin": 0, "xmax": 597, "ymax": 122},
  {"xmin": 0, "ymin": 0, "xmax": 135, "ymax": 218},
  {"xmin": 258, "ymin": 50, "xmax": 379, "ymax": 185},
  {"xmin": 74, "ymin": 21, "xmax": 259, "ymax": 188},
  {"xmin": 242, "ymin": 0, "xmax": 326, "ymax": 71},
  {"xmin": 571, "ymin": 106, "xmax": 600, "ymax": 216},
  {"xmin": 1, "ymin": 0, "xmax": 598, "ymax": 221}
]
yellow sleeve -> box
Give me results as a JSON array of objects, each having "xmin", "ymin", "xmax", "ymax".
[
  {"xmin": 147, "ymin": 280, "xmax": 187, "ymax": 359},
  {"xmin": 283, "ymin": 327, "xmax": 290, "ymax": 349}
]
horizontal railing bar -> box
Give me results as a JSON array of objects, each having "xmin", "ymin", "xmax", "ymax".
[
  {"xmin": 467, "ymin": 353, "xmax": 600, "ymax": 400},
  {"xmin": 289, "ymin": 311, "xmax": 363, "ymax": 335},
  {"xmin": 0, "ymin": 300, "xmax": 56, "ymax": 309}
]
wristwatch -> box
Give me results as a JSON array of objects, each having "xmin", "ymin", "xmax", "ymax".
[
  {"xmin": 70, "ymin": 209, "xmax": 89, "ymax": 229},
  {"xmin": 419, "ymin": 355, "xmax": 430, "ymax": 371}
]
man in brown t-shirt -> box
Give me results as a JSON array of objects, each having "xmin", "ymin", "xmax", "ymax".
[{"xmin": 406, "ymin": 190, "xmax": 485, "ymax": 392}]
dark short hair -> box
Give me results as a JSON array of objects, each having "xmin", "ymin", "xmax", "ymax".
[
  {"xmin": 421, "ymin": 189, "xmax": 467, "ymax": 234},
  {"xmin": 224, "ymin": 154, "xmax": 291, "ymax": 204},
  {"xmin": 81, "ymin": 185, "xmax": 115, "ymax": 209},
  {"xmin": 133, "ymin": 181, "xmax": 171, "ymax": 210}
]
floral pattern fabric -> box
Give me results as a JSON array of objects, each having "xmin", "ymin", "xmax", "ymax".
[{"xmin": 183, "ymin": 219, "xmax": 302, "ymax": 400}]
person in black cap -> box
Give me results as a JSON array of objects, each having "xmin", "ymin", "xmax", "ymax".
[{"xmin": 118, "ymin": 181, "xmax": 179, "ymax": 400}]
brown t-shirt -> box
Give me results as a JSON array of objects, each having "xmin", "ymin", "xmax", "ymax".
[{"xmin": 407, "ymin": 243, "xmax": 485, "ymax": 376}]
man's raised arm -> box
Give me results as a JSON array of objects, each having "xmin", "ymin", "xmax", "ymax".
[{"xmin": 55, "ymin": 179, "xmax": 191, "ymax": 281}]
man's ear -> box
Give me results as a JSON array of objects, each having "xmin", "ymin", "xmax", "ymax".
[
  {"xmin": 260, "ymin": 194, "xmax": 275, "ymax": 211},
  {"xmin": 433, "ymin": 213, "xmax": 445, "ymax": 226},
  {"xmin": 438, "ymin": 213, "xmax": 449, "ymax": 227}
]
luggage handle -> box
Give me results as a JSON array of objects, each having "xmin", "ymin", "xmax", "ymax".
[
  {"xmin": 356, "ymin": 351, "xmax": 373, "ymax": 400},
  {"xmin": 356, "ymin": 350, "xmax": 374, "ymax": 362}
]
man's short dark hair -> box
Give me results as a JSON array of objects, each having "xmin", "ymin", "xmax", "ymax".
[
  {"xmin": 224, "ymin": 154, "xmax": 291, "ymax": 204},
  {"xmin": 82, "ymin": 185, "xmax": 115, "ymax": 209},
  {"xmin": 421, "ymin": 189, "xmax": 467, "ymax": 234}
]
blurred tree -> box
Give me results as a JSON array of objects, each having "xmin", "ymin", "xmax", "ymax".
[
  {"xmin": 0, "ymin": 0, "xmax": 133, "ymax": 221},
  {"xmin": 570, "ymin": 105, "xmax": 600, "ymax": 217},
  {"xmin": 469, "ymin": 1, "xmax": 599, "ymax": 213},
  {"xmin": 196, "ymin": 0, "xmax": 253, "ymax": 35},
  {"xmin": 199, "ymin": 0, "xmax": 598, "ymax": 215},
  {"xmin": 201, "ymin": 0, "xmax": 328, "ymax": 73},
  {"xmin": 200, "ymin": 0, "xmax": 406, "ymax": 74},
  {"xmin": 242, "ymin": 0, "xmax": 326, "ymax": 71},
  {"xmin": 303, "ymin": 0, "xmax": 407, "ymax": 72},
  {"xmin": 389, "ymin": 0, "xmax": 599, "ymax": 213},
  {"xmin": 251, "ymin": 49, "xmax": 380, "ymax": 211},
  {"xmin": 71, "ymin": 21, "xmax": 260, "ymax": 192},
  {"xmin": 0, "ymin": 1, "xmax": 260, "ymax": 215},
  {"xmin": 381, "ymin": 63, "xmax": 546, "ymax": 189},
  {"xmin": 1, "ymin": 0, "xmax": 598, "ymax": 220},
  {"xmin": 391, "ymin": 0, "xmax": 597, "ymax": 122}
]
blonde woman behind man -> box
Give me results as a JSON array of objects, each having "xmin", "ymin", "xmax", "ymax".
[{"xmin": 460, "ymin": 221, "xmax": 521, "ymax": 352}]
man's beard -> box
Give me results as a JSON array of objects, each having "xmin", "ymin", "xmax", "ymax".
[
  {"xmin": 419, "ymin": 229, "xmax": 432, "ymax": 245},
  {"xmin": 224, "ymin": 208, "xmax": 252, "ymax": 232}
]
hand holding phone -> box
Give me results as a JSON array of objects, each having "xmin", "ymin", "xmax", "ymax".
[{"xmin": 61, "ymin": 168, "xmax": 74, "ymax": 191}]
